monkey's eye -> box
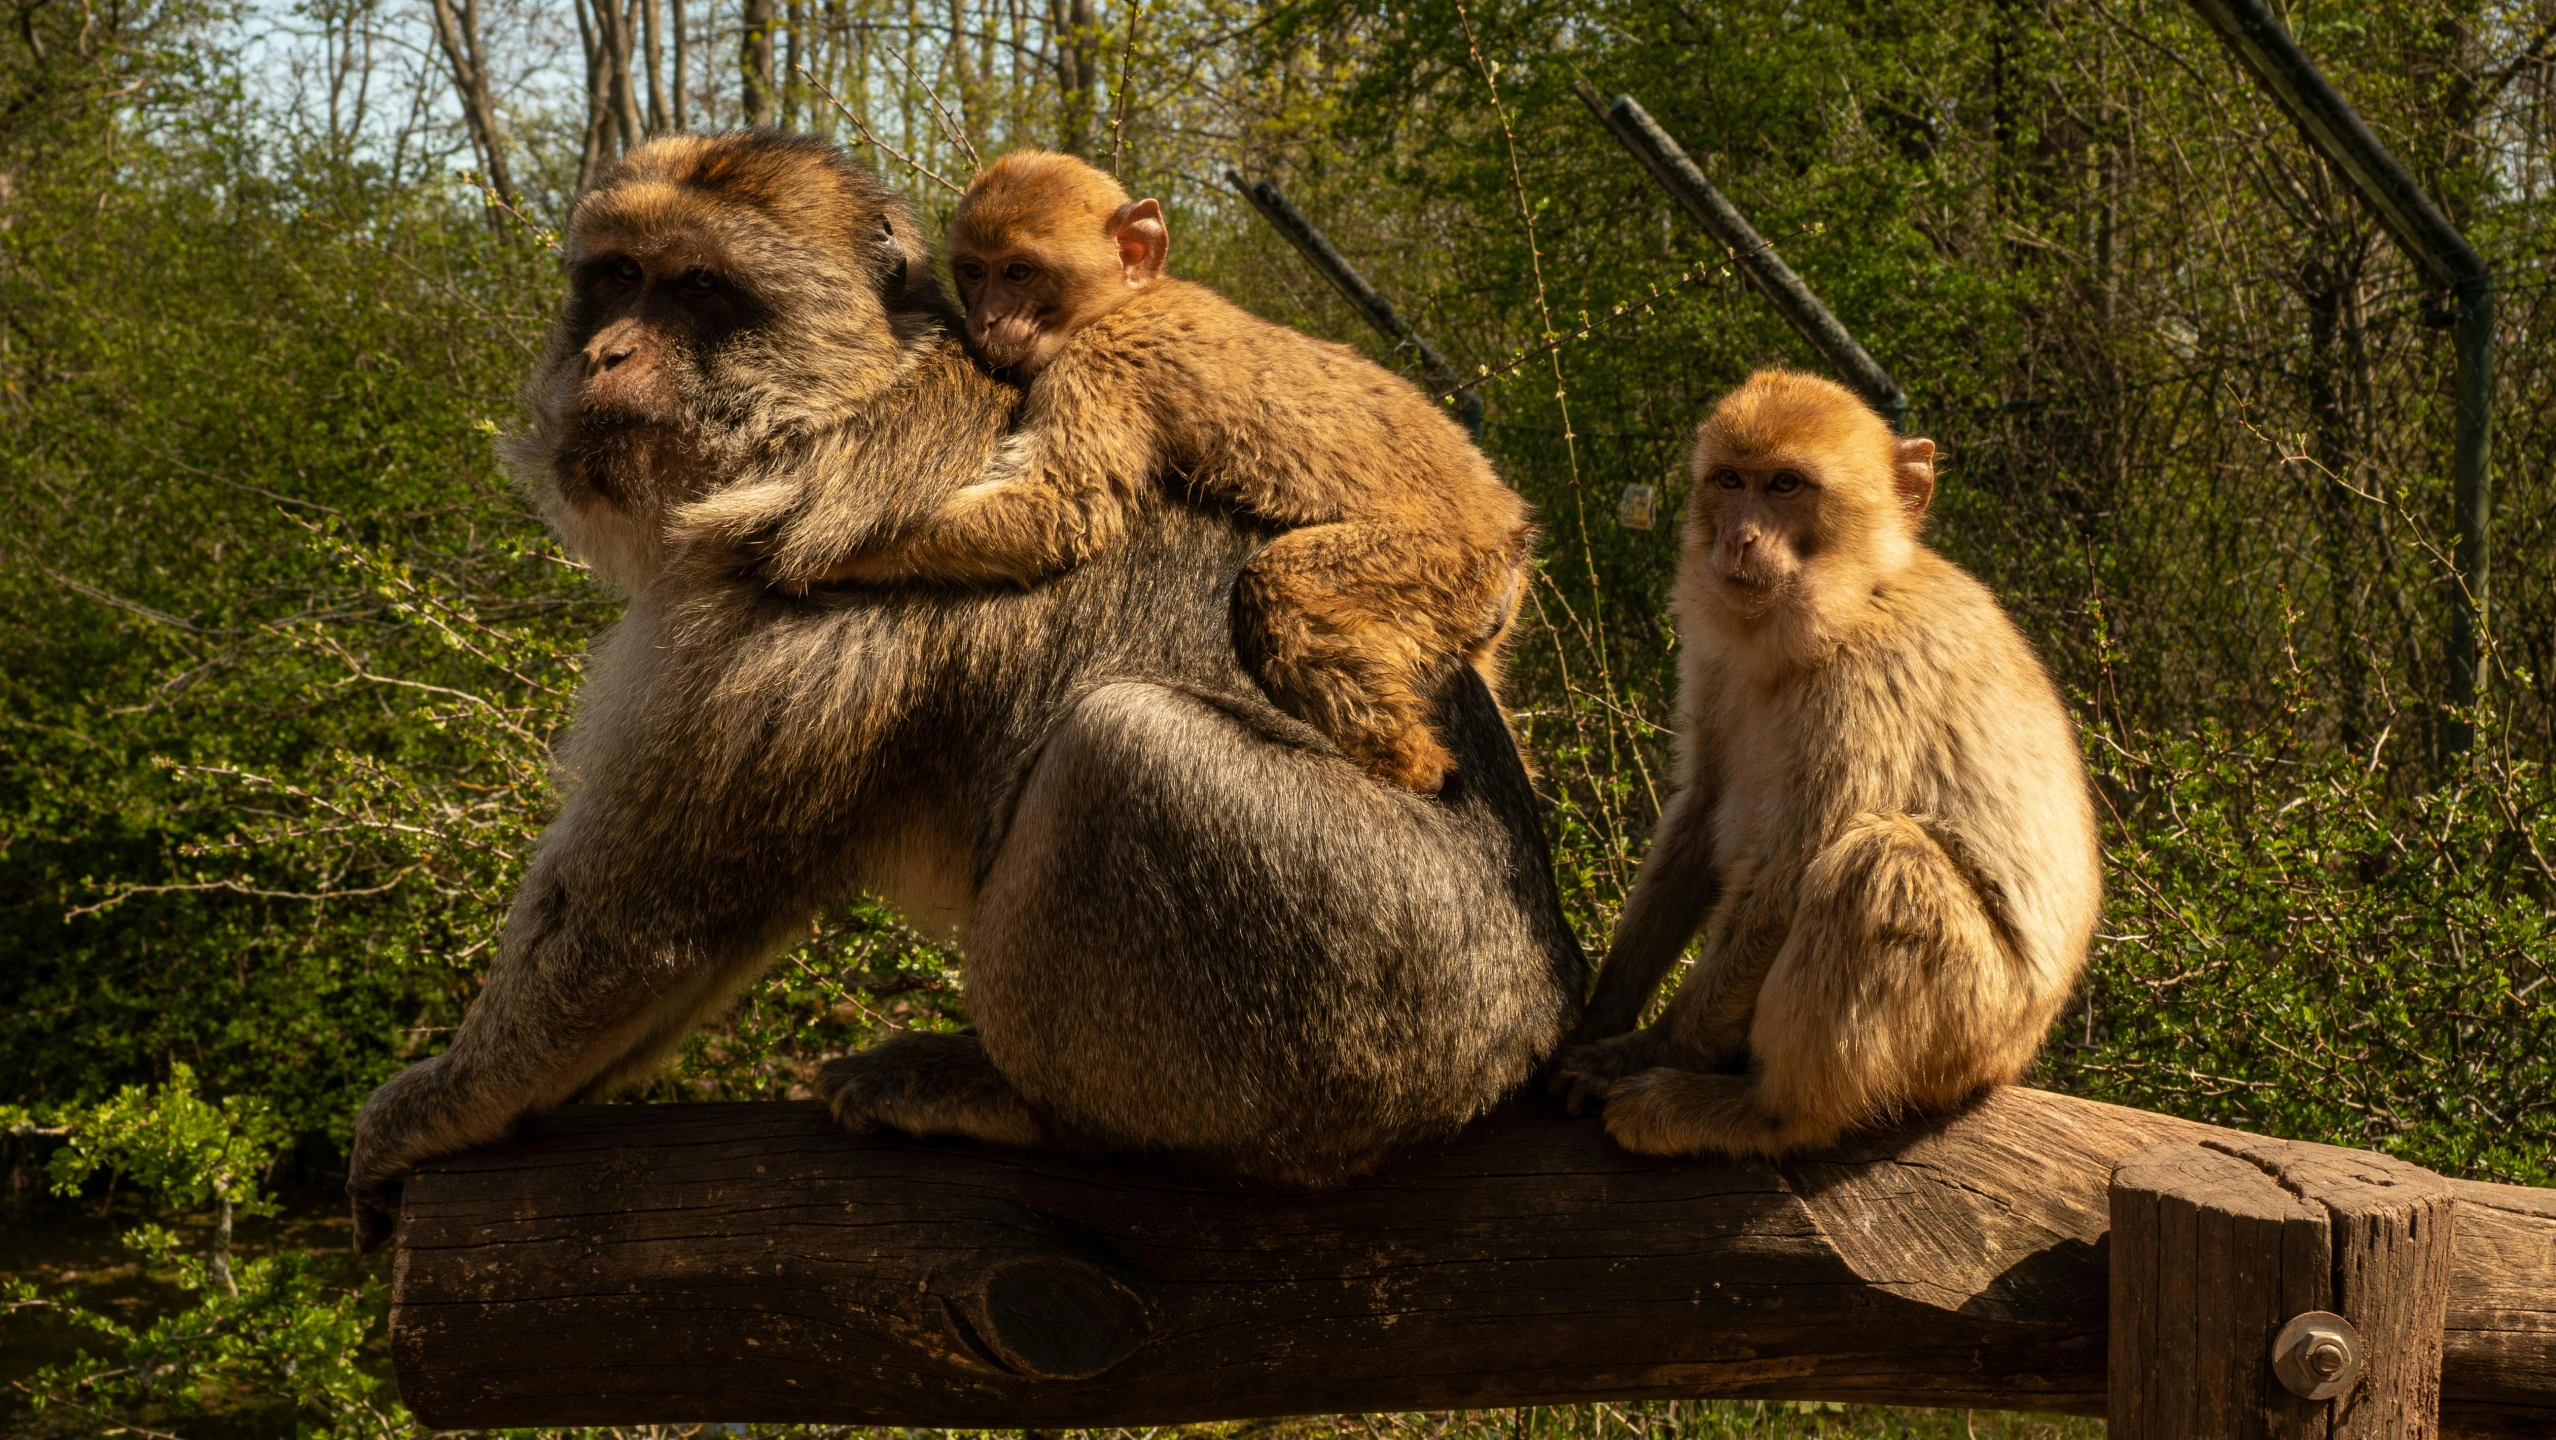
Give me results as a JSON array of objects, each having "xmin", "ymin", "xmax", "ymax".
[
  {"xmin": 956, "ymin": 261, "xmax": 985, "ymax": 282},
  {"xmin": 1004, "ymin": 262, "xmax": 1035, "ymax": 283},
  {"xmin": 678, "ymin": 267, "xmax": 719, "ymax": 296},
  {"xmin": 608, "ymin": 257, "xmax": 643, "ymax": 286},
  {"xmin": 1712, "ymin": 467, "xmax": 1744, "ymax": 490},
  {"xmin": 1768, "ymin": 470, "xmax": 1804, "ymax": 494}
]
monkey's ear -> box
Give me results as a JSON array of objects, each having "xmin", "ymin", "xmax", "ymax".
[
  {"xmin": 1111, "ymin": 199, "xmax": 1168, "ymax": 286},
  {"xmin": 1891, "ymin": 437, "xmax": 1937, "ymax": 518}
]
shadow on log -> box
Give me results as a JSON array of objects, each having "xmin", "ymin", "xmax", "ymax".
[{"xmin": 390, "ymin": 1087, "xmax": 2556, "ymax": 1434}]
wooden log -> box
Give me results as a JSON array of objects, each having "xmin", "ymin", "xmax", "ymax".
[
  {"xmin": 2110, "ymin": 1140, "xmax": 2456, "ymax": 1438},
  {"xmin": 388, "ymin": 1087, "xmax": 2556, "ymax": 1434}
]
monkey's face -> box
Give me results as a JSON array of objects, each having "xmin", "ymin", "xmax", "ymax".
[
  {"xmin": 949, "ymin": 184, "xmax": 1168, "ymax": 376},
  {"xmin": 949, "ymin": 240, "xmax": 1080, "ymax": 374},
  {"xmin": 1690, "ymin": 457, "xmax": 1825, "ymax": 617},
  {"xmin": 515, "ymin": 135, "xmax": 930, "ymax": 591},
  {"xmin": 1683, "ymin": 371, "xmax": 1938, "ymax": 632},
  {"xmin": 544, "ymin": 236, "xmax": 761, "ymax": 524}
]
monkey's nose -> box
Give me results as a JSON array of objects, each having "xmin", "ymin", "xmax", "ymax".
[{"xmin": 587, "ymin": 342, "xmax": 635, "ymax": 375}]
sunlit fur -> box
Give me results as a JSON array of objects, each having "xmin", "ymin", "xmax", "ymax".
[
  {"xmin": 1555, "ymin": 370, "xmax": 2101, "ymax": 1159},
  {"xmin": 804, "ymin": 149, "xmax": 1534, "ymax": 792},
  {"xmin": 344, "ymin": 133, "xmax": 1583, "ymax": 1251}
]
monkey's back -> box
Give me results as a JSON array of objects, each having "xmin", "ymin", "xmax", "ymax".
[{"xmin": 1060, "ymin": 278, "xmax": 1528, "ymax": 551}]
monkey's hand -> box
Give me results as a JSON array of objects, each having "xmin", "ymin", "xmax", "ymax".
[
  {"xmin": 345, "ymin": 1055, "xmax": 469, "ymax": 1256},
  {"xmin": 795, "ymin": 478, "xmax": 1104, "ymax": 591},
  {"xmin": 1551, "ymin": 1028, "xmax": 1666, "ymax": 1116}
]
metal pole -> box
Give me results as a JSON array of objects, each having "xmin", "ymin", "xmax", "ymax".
[
  {"xmin": 2184, "ymin": 0, "xmax": 2494, "ymax": 744},
  {"xmin": 1572, "ymin": 82, "xmax": 1907, "ymax": 428},
  {"xmin": 1225, "ymin": 169, "xmax": 1485, "ymax": 438}
]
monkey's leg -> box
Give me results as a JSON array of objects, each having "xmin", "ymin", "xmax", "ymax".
[
  {"xmin": 1556, "ymin": 879, "xmax": 1782, "ymax": 1110},
  {"xmin": 1603, "ymin": 814, "xmax": 2010, "ymax": 1159},
  {"xmin": 1567, "ymin": 784, "xmax": 1724, "ymax": 1045},
  {"xmin": 1236, "ymin": 522, "xmax": 1509, "ymax": 790},
  {"xmin": 817, "ymin": 1030, "xmax": 1052, "ymax": 1148}
]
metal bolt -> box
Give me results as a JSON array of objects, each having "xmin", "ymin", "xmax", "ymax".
[{"xmin": 2272, "ymin": 1311, "xmax": 2363, "ymax": 1401}]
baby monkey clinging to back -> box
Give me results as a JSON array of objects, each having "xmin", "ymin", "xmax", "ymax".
[
  {"xmin": 805, "ymin": 150, "xmax": 1532, "ymax": 791},
  {"xmin": 1556, "ymin": 370, "xmax": 2100, "ymax": 1158}
]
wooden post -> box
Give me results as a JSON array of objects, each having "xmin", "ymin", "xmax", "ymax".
[{"xmin": 2112, "ymin": 1137, "xmax": 2455, "ymax": 1438}]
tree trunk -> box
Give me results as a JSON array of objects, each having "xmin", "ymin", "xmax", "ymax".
[
  {"xmin": 424, "ymin": 0, "xmax": 514, "ymax": 212},
  {"xmin": 670, "ymin": 0, "xmax": 688, "ymax": 129},
  {"xmin": 1048, "ymin": 0, "xmax": 1095, "ymax": 154},
  {"xmin": 207, "ymin": 1188, "xmax": 237, "ymax": 1299},
  {"xmin": 741, "ymin": 0, "xmax": 778, "ymax": 126},
  {"xmin": 574, "ymin": 0, "xmax": 609, "ymax": 189},
  {"xmin": 639, "ymin": 0, "xmax": 667, "ymax": 132},
  {"xmin": 783, "ymin": 0, "xmax": 804, "ymax": 127}
]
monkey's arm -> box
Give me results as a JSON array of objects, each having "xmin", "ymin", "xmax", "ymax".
[
  {"xmin": 1572, "ymin": 782, "xmax": 1722, "ymax": 1043},
  {"xmin": 801, "ymin": 349, "xmax": 1168, "ymax": 588}
]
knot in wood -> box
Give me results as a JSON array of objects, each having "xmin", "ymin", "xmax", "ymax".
[{"xmin": 967, "ymin": 1255, "xmax": 1150, "ymax": 1381}]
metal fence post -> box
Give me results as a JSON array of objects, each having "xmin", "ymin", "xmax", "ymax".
[
  {"xmin": 1572, "ymin": 82, "xmax": 1907, "ymax": 429},
  {"xmin": 2184, "ymin": 0, "xmax": 2494, "ymax": 748},
  {"xmin": 1225, "ymin": 169, "xmax": 1484, "ymax": 438}
]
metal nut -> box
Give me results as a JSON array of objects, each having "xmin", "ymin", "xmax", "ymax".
[{"xmin": 2272, "ymin": 1310, "xmax": 2363, "ymax": 1401}]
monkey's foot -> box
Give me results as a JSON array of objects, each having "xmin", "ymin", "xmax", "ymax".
[
  {"xmin": 1550, "ymin": 1029, "xmax": 1667, "ymax": 1115},
  {"xmin": 819, "ymin": 1031, "xmax": 1051, "ymax": 1149},
  {"xmin": 1601, "ymin": 1069, "xmax": 1789, "ymax": 1159}
]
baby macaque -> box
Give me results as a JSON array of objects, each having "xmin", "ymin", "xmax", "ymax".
[
  {"xmin": 1555, "ymin": 370, "xmax": 2100, "ymax": 1158},
  {"xmin": 800, "ymin": 150, "xmax": 1532, "ymax": 791}
]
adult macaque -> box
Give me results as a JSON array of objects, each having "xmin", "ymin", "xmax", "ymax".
[
  {"xmin": 342, "ymin": 134, "xmax": 1583, "ymax": 1251},
  {"xmin": 1555, "ymin": 371, "xmax": 2099, "ymax": 1158},
  {"xmin": 788, "ymin": 150, "xmax": 1532, "ymax": 792}
]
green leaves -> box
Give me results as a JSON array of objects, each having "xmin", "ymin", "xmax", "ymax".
[{"xmin": 41, "ymin": 1064, "xmax": 288, "ymax": 1217}]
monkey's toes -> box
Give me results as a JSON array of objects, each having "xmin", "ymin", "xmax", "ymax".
[
  {"xmin": 1548, "ymin": 1047, "xmax": 1616, "ymax": 1114},
  {"xmin": 814, "ymin": 1055, "xmax": 889, "ymax": 1136},
  {"xmin": 1597, "ymin": 1071, "xmax": 1699, "ymax": 1156}
]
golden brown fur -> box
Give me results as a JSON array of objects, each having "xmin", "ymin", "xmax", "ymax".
[
  {"xmin": 1554, "ymin": 370, "xmax": 2101, "ymax": 1158},
  {"xmin": 795, "ymin": 150, "xmax": 1533, "ymax": 791},
  {"xmin": 343, "ymin": 133, "xmax": 1583, "ymax": 1251}
]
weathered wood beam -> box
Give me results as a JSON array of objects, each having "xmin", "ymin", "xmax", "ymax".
[{"xmin": 390, "ymin": 1088, "xmax": 2556, "ymax": 1434}]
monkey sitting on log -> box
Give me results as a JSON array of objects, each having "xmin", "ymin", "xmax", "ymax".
[
  {"xmin": 1554, "ymin": 370, "xmax": 2100, "ymax": 1159},
  {"xmin": 778, "ymin": 150, "xmax": 1533, "ymax": 793},
  {"xmin": 342, "ymin": 133, "xmax": 1584, "ymax": 1251}
]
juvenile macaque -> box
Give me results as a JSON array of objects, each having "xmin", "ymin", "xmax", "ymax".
[
  {"xmin": 345, "ymin": 134, "xmax": 1584, "ymax": 1250},
  {"xmin": 1555, "ymin": 371, "xmax": 2100, "ymax": 1158},
  {"xmin": 793, "ymin": 150, "xmax": 1532, "ymax": 792}
]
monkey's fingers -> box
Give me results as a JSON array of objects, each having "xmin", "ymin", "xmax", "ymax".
[
  {"xmin": 814, "ymin": 1055, "xmax": 889, "ymax": 1136},
  {"xmin": 1549, "ymin": 1056, "xmax": 1615, "ymax": 1116},
  {"xmin": 1348, "ymin": 728, "xmax": 1456, "ymax": 793},
  {"xmin": 348, "ymin": 1180, "xmax": 403, "ymax": 1255}
]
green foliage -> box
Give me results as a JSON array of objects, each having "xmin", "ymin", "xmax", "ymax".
[
  {"xmin": 37, "ymin": 1064, "xmax": 288, "ymax": 1219},
  {"xmin": 2055, "ymin": 700, "xmax": 2556, "ymax": 1185},
  {"xmin": 6, "ymin": 1068, "xmax": 405, "ymax": 1439}
]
